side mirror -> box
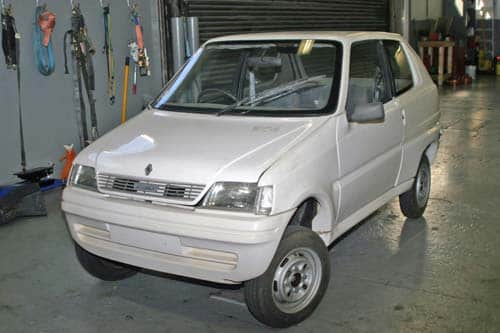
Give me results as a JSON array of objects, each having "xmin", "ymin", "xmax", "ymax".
[{"xmin": 348, "ymin": 102, "xmax": 385, "ymax": 123}]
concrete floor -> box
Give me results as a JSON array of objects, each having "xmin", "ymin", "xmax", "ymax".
[{"xmin": 1, "ymin": 76, "xmax": 499, "ymax": 332}]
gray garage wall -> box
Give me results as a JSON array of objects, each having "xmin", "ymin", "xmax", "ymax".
[{"xmin": 0, "ymin": 0, "xmax": 163, "ymax": 184}]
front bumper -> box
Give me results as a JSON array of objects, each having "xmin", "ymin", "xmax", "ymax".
[{"xmin": 62, "ymin": 187, "xmax": 294, "ymax": 284}]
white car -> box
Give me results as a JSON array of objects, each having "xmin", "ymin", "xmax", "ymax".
[{"xmin": 62, "ymin": 31, "xmax": 440, "ymax": 328}]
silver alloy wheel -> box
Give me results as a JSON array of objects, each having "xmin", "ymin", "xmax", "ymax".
[
  {"xmin": 416, "ymin": 163, "xmax": 430, "ymax": 208},
  {"xmin": 271, "ymin": 247, "xmax": 322, "ymax": 314}
]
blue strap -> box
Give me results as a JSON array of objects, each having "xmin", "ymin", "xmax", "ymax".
[{"xmin": 34, "ymin": 6, "xmax": 55, "ymax": 76}]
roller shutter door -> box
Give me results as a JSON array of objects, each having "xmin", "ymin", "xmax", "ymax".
[{"xmin": 186, "ymin": 0, "xmax": 390, "ymax": 43}]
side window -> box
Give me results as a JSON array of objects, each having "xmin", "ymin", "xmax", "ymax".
[
  {"xmin": 383, "ymin": 40, "xmax": 413, "ymax": 95},
  {"xmin": 347, "ymin": 40, "xmax": 390, "ymax": 115}
]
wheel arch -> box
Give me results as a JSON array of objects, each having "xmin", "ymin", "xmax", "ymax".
[
  {"xmin": 289, "ymin": 198, "xmax": 319, "ymax": 229},
  {"xmin": 424, "ymin": 139, "xmax": 439, "ymax": 164},
  {"xmin": 286, "ymin": 193, "xmax": 336, "ymax": 245}
]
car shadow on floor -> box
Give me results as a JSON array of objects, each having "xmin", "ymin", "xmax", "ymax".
[{"xmin": 76, "ymin": 205, "xmax": 429, "ymax": 330}]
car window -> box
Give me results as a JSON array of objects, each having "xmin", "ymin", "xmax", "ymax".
[
  {"xmin": 194, "ymin": 48, "xmax": 242, "ymax": 104},
  {"xmin": 242, "ymin": 51, "xmax": 296, "ymax": 96},
  {"xmin": 347, "ymin": 40, "xmax": 391, "ymax": 115},
  {"xmin": 301, "ymin": 47, "xmax": 337, "ymax": 77},
  {"xmin": 154, "ymin": 40, "xmax": 342, "ymax": 116},
  {"xmin": 383, "ymin": 40, "xmax": 413, "ymax": 95}
]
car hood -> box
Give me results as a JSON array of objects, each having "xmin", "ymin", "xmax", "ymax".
[{"xmin": 77, "ymin": 108, "xmax": 328, "ymax": 187}]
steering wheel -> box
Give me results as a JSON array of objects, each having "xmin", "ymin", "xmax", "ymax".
[
  {"xmin": 372, "ymin": 67, "xmax": 385, "ymax": 102},
  {"xmin": 197, "ymin": 88, "xmax": 237, "ymax": 103}
]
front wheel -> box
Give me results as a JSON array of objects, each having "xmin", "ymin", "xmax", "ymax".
[
  {"xmin": 399, "ymin": 155, "xmax": 431, "ymax": 218},
  {"xmin": 244, "ymin": 226, "xmax": 330, "ymax": 328}
]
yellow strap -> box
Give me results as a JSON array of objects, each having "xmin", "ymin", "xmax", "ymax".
[{"xmin": 120, "ymin": 57, "xmax": 130, "ymax": 123}]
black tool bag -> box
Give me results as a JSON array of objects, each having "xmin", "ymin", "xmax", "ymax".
[{"xmin": 0, "ymin": 183, "xmax": 47, "ymax": 225}]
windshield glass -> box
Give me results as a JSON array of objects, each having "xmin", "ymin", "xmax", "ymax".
[{"xmin": 153, "ymin": 40, "xmax": 342, "ymax": 116}]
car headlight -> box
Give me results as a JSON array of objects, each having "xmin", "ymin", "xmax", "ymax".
[
  {"xmin": 201, "ymin": 182, "xmax": 273, "ymax": 215},
  {"xmin": 69, "ymin": 164, "xmax": 97, "ymax": 191}
]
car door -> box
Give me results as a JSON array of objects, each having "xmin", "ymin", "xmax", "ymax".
[
  {"xmin": 336, "ymin": 39, "xmax": 404, "ymax": 222},
  {"xmin": 382, "ymin": 39, "xmax": 424, "ymax": 185}
]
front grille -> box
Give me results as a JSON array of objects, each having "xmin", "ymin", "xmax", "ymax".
[{"xmin": 97, "ymin": 174, "xmax": 205, "ymax": 202}]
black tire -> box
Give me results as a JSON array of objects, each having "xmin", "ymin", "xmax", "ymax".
[
  {"xmin": 74, "ymin": 242, "xmax": 138, "ymax": 281},
  {"xmin": 399, "ymin": 155, "xmax": 431, "ymax": 218},
  {"xmin": 244, "ymin": 226, "xmax": 330, "ymax": 328}
]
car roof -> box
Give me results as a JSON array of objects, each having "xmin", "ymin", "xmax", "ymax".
[{"xmin": 205, "ymin": 31, "xmax": 404, "ymax": 44}]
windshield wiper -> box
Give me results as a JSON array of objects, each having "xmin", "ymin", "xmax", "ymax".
[
  {"xmin": 250, "ymin": 82, "xmax": 322, "ymax": 108},
  {"xmin": 215, "ymin": 97, "xmax": 251, "ymax": 116},
  {"xmin": 215, "ymin": 75, "xmax": 326, "ymax": 116},
  {"xmin": 246, "ymin": 75, "xmax": 325, "ymax": 108}
]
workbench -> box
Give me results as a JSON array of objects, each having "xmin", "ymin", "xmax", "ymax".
[{"xmin": 418, "ymin": 40, "xmax": 455, "ymax": 86}]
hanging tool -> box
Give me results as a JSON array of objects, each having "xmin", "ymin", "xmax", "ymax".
[
  {"xmin": 120, "ymin": 56, "xmax": 130, "ymax": 123},
  {"xmin": 128, "ymin": 2, "xmax": 150, "ymax": 77},
  {"xmin": 2, "ymin": 3, "xmax": 26, "ymax": 171},
  {"xmin": 128, "ymin": 40, "xmax": 138, "ymax": 95},
  {"xmin": 2, "ymin": 2, "xmax": 54, "ymax": 183},
  {"xmin": 1, "ymin": 2, "xmax": 17, "ymax": 69},
  {"xmin": 14, "ymin": 29, "xmax": 26, "ymax": 172},
  {"xmin": 64, "ymin": 3, "xmax": 99, "ymax": 148},
  {"xmin": 101, "ymin": 0, "xmax": 116, "ymax": 104},
  {"xmin": 34, "ymin": 3, "xmax": 56, "ymax": 76},
  {"xmin": 132, "ymin": 62, "xmax": 137, "ymax": 95}
]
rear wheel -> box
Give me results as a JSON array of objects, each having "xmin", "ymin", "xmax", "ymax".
[
  {"xmin": 399, "ymin": 155, "xmax": 431, "ymax": 218},
  {"xmin": 244, "ymin": 226, "xmax": 330, "ymax": 328},
  {"xmin": 74, "ymin": 242, "xmax": 138, "ymax": 281}
]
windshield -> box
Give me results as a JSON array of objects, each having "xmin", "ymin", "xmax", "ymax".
[{"xmin": 153, "ymin": 40, "xmax": 342, "ymax": 116}]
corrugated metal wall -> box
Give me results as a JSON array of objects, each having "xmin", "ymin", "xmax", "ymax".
[{"xmin": 186, "ymin": 0, "xmax": 390, "ymax": 43}]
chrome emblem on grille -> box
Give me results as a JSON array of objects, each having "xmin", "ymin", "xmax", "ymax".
[
  {"xmin": 135, "ymin": 182, "xmax": 160, "ymax": 193},
  {"xmin": 145, "ymin": 163, "xmax": 153, "ymax": 176}
]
